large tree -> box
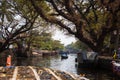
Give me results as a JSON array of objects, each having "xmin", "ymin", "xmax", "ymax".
[
  {"xmin": 29, "ymin": 0, "xmax": 120, "ymax": 54},
  {"xmin": 0, "ymin": 0, "xmax": 39, "ymax": 53}
]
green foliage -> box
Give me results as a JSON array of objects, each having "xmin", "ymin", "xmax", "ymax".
[
  {"xmin": 0, "ymin": 0, "xmax": 50, "ymax": 52},
  {"xmin": 51, "ymin": 40, "xmax": 64, "ymax": 50},
  {"xmin": 1, "ymin": 0, "xmax": 119, "ymax": 53},
  {"xmin": 74, "ymin": 41, "xmax": 89, "ymax": 50},
  {"xmin": 14, "ymin": 0, "xmax": 38, "ymax": 20},
  {"xmin": 29, "ymin": 30, "xmax": 64, "ymax": 50},
  {"xmin": 0, "ymin": 0, "xmax": 15, "ymax": 22},
  {"xmin": 86, "ymin": 9, "xmax": 107, "ymax": 36},
  {"xmin": 67, "ymin": 41, "xmax": 89, "ymax": 51}
]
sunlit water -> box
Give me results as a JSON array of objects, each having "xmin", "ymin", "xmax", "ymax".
[{"xmin": 15, "ymin": 54, "xmax": 119, "ymax": 80}]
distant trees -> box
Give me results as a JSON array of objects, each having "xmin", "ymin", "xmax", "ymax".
[
  {"xmin": 51, "ymin": 40, "xmax": 64, "ymax": 50},
  {"xmin": 65, "ymin": 41, "xmax": 89, "ymax": 53},
  {"xmin": 29, "ymin": 29, "xmax": 64, "ymax": 50},
  {"xmin": 72, "ymin": 41, "xmax": 89, "ymax": 51},
  {"xmin": 29, "ymin": 0, "xmax": 120, "ymax": 54}
]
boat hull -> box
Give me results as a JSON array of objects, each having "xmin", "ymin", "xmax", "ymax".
[
  {"xmin": 112, "ymin": 61, "xmax": 120, "ymax": 76},
  {"xmin": 61, "ymin": 56, "xmax": 68, "ymax": 59}
]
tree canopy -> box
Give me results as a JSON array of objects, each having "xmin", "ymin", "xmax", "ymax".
[
  {"xmin": 0, "ymin": 0, "xmax": 120, "ymax": 54},
  {"xmin": 0, "ymin": 0, "xmax": 54, "ymax": 53},
  {"xmin": 0, "ymin": 0, "xmax": 41, "ymax": 52},
  {"xmin": 29, "ymin": 0, "xmax": 120, "ymax": 54}
]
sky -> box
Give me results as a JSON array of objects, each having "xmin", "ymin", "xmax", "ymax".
[{"xmin": 52, "ymin": 30, "xmax": 76, "ymax": 46}]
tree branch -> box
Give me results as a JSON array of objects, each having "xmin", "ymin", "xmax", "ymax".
[
  {"xmin": 49, "ymin": 0, "xmax": 75, "ymax": 22},
  {"xmin": 89, "ymin": 0, "xmax": 98, "ymax": 22},
  {"xmin": 30, "ymin": 0, "xmax": 75, "ymax": 35}
]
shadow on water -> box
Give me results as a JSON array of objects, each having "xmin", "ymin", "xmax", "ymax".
[
  {"xmin": 13, "ymin": 54, "xmax": 120, "ymax": 80},
  {"xmin": 15, "ymin": 56, "xmax": 51, "ymax": 67},
  {"xmin": 77, "ymin": 66, "xmax": 120, "ymax": 80}
]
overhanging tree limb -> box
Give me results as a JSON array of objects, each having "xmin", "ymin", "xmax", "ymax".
[{"xmin": 30, "ymin": 0, "xmax": 75, "ymax": 35}]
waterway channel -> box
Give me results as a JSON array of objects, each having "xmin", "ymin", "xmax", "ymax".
[{"xmin": 15, "ymin": 54, "xmax": 119, "ymax": 80}]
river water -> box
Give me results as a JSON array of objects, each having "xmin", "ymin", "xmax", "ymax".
[{"xmin": 15, "ymin": 54, "xmax": 119, "ymax": 80}]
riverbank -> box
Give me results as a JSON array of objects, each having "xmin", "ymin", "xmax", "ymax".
[
  {"xmin": 32, "ymin": 50, "xmax": 58, "ymax": 56},
  {"xmin": 0, "ymin": 66, "xmax": 89, "ymax": 80}
]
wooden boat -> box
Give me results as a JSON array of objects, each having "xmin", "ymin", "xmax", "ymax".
[
  {"xmin": 60, "ymin": 51, "xmax": 68, "ymax": 59},
  {"xmin": 111, "ymin": 61, "xmax": 120, "ymax": 76},
  {"xmin": 0, "ymin": 66, "xmax": 89, "ymax": 80},
  {"xmin": 61, "ymin": 53, "xmax": 68, "ymax": 59}
]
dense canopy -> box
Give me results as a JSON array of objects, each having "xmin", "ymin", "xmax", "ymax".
[
  {"xmin": 0, "ymin": 0, "xmax": 120, "ymax": 54},
  {"xmin": 29, "ymin": 0, "xmax": 120, "ymax": 53}
]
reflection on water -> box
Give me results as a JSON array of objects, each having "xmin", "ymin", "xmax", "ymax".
[
  {"xmin": 15, "ymin": 54, "xmax": 119, "ymax": 80},
  {"xmin": 50, "ymin": 54, "xmax": 77, "ymax": 74}
]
